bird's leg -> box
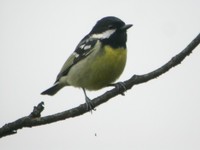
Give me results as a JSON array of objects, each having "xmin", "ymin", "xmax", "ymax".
[
  {"xmin": 82, "ymin": 88, "xmax": 96, "ymax": 112},
  {"xmin": 108, "ymin": 82, "xmax": 127, "ymax": 96}
]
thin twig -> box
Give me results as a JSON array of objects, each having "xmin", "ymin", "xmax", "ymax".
[{"xmin": 0, "ymin": 33, "xmax": 199, "ymax": 138}]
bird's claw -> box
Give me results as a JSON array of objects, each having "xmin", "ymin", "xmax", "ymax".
[
  {"xmin": 85, "ymin": 96, "xmax": 96, "ymax": 113},
  {"xmin": 113, "ymin": 82, "xmax": 127, "ymax": 96}
]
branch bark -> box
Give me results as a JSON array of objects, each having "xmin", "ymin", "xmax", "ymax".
[{"xmin": 0, "ymin": 33, "xmax": 200, "ymax": 138}]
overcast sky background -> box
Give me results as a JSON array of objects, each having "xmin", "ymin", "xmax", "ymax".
[{"xmin": 0, "ymin": 0, "xmax": 200, "ymax": 150}]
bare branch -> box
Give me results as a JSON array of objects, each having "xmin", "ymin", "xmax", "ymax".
[{"xmin": 0, "ymin": 33, "xmax": 200, "ymax": 138}]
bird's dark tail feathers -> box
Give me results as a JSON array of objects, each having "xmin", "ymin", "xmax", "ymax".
[{"xmin": 41, "ymin": 83, "xmax": 63, "ymax": 96}]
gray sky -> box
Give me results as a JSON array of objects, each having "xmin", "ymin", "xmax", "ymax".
[{"xmin": 0, "ymin": 0, "xmax": 200, "ymax": 150}]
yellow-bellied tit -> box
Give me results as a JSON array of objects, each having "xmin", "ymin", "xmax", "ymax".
[{"xmin": 41, "ymin": 16, "xmax": 132, "ymax": 110}]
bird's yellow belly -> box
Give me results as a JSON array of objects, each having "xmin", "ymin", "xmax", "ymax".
[{"xmin": 66, "ymin": 46, "xmax": 127, "ymax": 90}]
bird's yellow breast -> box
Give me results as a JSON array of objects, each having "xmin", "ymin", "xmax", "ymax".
[
  {"xmin": 65, "ymin": 45, "xmax": 127, "ymax": 90},
  {"xmin": 85, "ymin": 45, "xmax": 127, "ymax": 90}
]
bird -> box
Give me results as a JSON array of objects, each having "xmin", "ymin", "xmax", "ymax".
[{"xmin": 41, "ymin": 16, "xmax": 132, "ymax": 110}]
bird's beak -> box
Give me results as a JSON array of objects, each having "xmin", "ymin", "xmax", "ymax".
[{"xmin": 121, "ymin": 24, "xmax": 133, "ymax": 31}]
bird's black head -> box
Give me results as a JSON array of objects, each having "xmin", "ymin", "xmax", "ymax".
[{"xmin": 89, "ymin": 16, "xmax": 132, "ymax": 48}]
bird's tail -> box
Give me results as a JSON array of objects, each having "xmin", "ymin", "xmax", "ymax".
[{"xmin": 41, "ymin": 83, "xmax": 63, "ymax": 96}]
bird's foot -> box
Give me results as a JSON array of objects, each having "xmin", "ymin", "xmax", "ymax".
[
  {"xmin": 109, "ymin": 82, "xmax": 127, "ymax": 96},
  {"xmin": 85, "ymin": 96, "xmax": 96, "ymax": 113}
]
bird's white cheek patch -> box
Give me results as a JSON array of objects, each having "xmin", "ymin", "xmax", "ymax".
[{"xmin": 91, "ymin": 29, "xmax": 116, "ymax": 39}]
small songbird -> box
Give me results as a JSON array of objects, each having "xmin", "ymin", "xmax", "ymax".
[{"xmin": 41, "ymin": 16, "xmax": 132, "ymax": 110}]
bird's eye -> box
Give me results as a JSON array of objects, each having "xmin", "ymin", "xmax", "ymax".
[{"xmin": 108, "ymin": 25, "xmax": 114, "ymax": 29}]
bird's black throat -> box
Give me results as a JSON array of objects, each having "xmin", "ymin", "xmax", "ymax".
[{"xmin": 101, "ymin": 31, "xmax": 127, "ymax": 48}]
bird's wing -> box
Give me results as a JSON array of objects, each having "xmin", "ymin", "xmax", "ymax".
[{"xmin": 55, "ymin": 35, "xmax": 98, "ymax": 82}]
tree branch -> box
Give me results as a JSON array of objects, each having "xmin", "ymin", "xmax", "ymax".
[{"xmin": 0, "ymin": 33, "xmax": 200, "ymax": 138}]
